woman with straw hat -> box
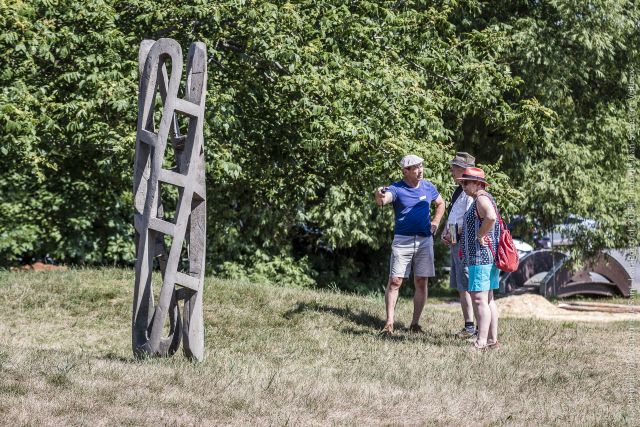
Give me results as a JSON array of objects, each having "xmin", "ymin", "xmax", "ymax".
[{"xmin": 459, "ymin": 167, "xmax": 500, "ymax": 350}]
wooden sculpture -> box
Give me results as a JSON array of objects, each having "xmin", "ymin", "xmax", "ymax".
[{"xmin": 132, "ymin": 38, "xmax": 207, "ymax": 361}]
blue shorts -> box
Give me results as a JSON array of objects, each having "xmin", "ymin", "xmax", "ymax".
[{"xmin": 468, "ymin": 263, "xmax": 499, "ymax": 292}]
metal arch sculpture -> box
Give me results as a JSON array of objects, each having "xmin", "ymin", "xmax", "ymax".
[
  {"xmin": 499, "ymin": 249, "xmax": 634, "ymax": 298},
  {"xmin": 499, "ymin": 250, "xmax": 567, "ymax": 294},
  {"xmin": 541, "ymin": 251, "xmax": 632, "ymax": 298},
  {"xmin": 132, "ymin": 38, "xmax": 207, "ymax": 361}
]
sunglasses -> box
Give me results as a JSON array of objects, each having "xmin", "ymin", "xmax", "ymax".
[{"xmin": 460, "ymin": 179, "xmax": 486, "ymax": 187}]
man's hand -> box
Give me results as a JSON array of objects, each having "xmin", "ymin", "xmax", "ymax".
[
  {"xmin": 441, "ymin": 227, "xmax": 451, "ymax": 247},
  {"xmin": 430, "ymin": 221, "xmax": 439, "ymax": 236},
  {"xmin": 375, "ymin": 187, "xmax": 391, "ymax": 206}
]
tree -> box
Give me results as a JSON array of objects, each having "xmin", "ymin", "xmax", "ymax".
[
  {"xmin": 1, "ymin": 0, "xmax": 636, "ymax": 289},
  {"xmin": 449, "ymin": 0, "xmax": 640, "ymax": 257},
  {"xmin": 0, "ymin": 0, "xmax": 138, "ymax": 263}
]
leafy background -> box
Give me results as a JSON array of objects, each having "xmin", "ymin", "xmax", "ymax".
[{"xmin": 1, "ymin": 0, "xmax": 638, "ymax": 290}]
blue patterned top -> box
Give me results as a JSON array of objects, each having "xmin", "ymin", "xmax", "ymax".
[{"xmin": 461, "ymin": 193, "xmax": 500, "ymax": 266}]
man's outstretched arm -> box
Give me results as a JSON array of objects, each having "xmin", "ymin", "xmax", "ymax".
[{"xmin": 374, "ymin": 187, "xmax": 393, "ymax": 206}]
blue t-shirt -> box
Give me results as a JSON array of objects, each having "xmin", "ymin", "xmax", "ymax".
[{"xmin": 387, "ymin": 180, "xmax": 440, "ymax": 237}]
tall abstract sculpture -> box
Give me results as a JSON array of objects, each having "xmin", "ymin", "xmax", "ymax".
[{"xmin": 132, "ymin": 38, "xmax": 207, "ymax": 361}]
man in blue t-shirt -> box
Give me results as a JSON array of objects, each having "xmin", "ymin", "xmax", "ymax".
[{"xmin": 374, "ymin": 154, "xmax": 445, "ymax": 335}]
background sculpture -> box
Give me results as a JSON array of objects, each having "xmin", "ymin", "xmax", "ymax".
[
  {"xmin": 500, "ymin": 249, "xmax": 634, "ymax": 298},
  {"xmin": 132, "ymin": 38, "xmax": 207, "ymax": 361}
]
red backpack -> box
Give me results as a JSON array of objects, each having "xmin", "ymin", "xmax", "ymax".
[{"xmin": 478, "ymin": 195, "xmax": 520, "ymax": 272}]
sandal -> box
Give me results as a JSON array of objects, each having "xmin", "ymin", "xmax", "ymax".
[
  {"xmin": 486, "ymin": 341, "xmax": 501, "ymax": 350},
  {"xmin": 470, "ymin": 340, "xmax": 489, "ymax": 352},
  {"xmin": 378, "ymin": 323, "xmax": 394, "ymax": 336}
]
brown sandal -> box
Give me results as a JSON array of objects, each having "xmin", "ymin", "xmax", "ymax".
[
  {"xmin": 486, "ymin": 341, "xmax": 501, "ymax": 350},
  {"xmin": 378, "ymin": 324, "xmax": 394, "ymax": 336},
  {"xmin": 470, "ymin": 340, "xmax": 489, "ymax": 351}
]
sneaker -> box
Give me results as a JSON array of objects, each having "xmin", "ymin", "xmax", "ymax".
[
  {"xmin": 408, "ymin": 324, "xmax": 424, "ymax": 334},
  {"xmin": 379, "ymin": 324, "xmax": 394, "ymax": 336},
  {"xmin": 455, "ymin": 327, "xmax": 476, "ymax": 339}
]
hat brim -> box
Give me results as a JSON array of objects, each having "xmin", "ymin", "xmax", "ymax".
[{"xmin": 457, "ymin": 176, "xmax": 490, "ymax": 186}]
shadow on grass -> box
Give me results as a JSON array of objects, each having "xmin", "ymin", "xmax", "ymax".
[
  {"xmin": 341, "ymin": 326, "xmax": 466, "ymax": 347},
  {"xmin": 100, "ymin": 352, "xmax": 142, "ymax": 363},
  {"xmin": 283, "ymin": 302, "xmax": 461, "ymax": 346},
  {"xmin": 284, "ymin": 301, "xmax": 383, "ymax": 330}
]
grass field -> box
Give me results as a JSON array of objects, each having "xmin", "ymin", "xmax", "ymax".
[{"xmin": 0, "ymin": 269, "xmax": 638, "ymax": 425}]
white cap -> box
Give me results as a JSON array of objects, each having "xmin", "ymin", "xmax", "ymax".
[{"xmin": 399, "ymin": 154, "xmax": 423, "ymax": 168}]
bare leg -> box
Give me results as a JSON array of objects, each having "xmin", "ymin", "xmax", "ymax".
[
  {"xmin": 384, "ymin": 276, "xmax": 403, "ymax": 327},
  {"xmin": 470, "ymin": 291, "xmax": 490, "ymax": 346},
  {"xmin": 487, "ymin": 290, "xmax": 499, "ymax": 344},
  {"xmin": 471, "ymin": 295, "xmax": 480, "ymax": 329},
  {"xmin": 459, "ymin": 290, "xmax": 474, "ymax": 323},
  {"xmin": 411, "ymin": 277, "xmax": 428, "ymax": 325}
]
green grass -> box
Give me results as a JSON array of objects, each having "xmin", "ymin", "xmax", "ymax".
[{"xmin": 0, "ymin": 268, "xmax": 638, "ymax": 425}]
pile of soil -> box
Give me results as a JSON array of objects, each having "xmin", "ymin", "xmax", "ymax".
[{"xmin": 495, "ymin": 294, "xmax": 640, "ymax": 322}]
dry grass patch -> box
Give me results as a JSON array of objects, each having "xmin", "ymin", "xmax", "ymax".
[{"xmin": 0, "ymin": 268, "xmax": 638, "ymax": 425}]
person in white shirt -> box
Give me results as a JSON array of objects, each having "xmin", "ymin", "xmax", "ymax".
[{"xmin": 441, "ymin": 152, "xmax": 476, "ymax": 338}]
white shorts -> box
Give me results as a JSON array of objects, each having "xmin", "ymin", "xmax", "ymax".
[{"xmin": 389, "ymin": 235, "xmax": 435, "ymax": 279}]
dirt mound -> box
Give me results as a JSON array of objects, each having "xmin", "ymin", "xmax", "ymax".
[{"xmin": 496, "ymin": 294, "xmax": 640, "ymax": 322}]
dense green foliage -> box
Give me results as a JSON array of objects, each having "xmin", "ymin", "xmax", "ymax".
[
  {"xmin": 1, "ymin": 0, "xmax": 638, "ymax": 288},
  {"xmin": 1, "ymin": 0, "xmax": 137, "ymax": 263}
]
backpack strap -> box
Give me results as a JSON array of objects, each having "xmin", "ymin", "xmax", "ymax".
[{"xmin": 487, "ymin": 237, "xmax": 497, "ymax": 259}]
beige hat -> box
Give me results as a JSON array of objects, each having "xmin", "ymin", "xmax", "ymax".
[{"xmin": 399, "ymin": 154, "xmax": 423, "ymax": 168}]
